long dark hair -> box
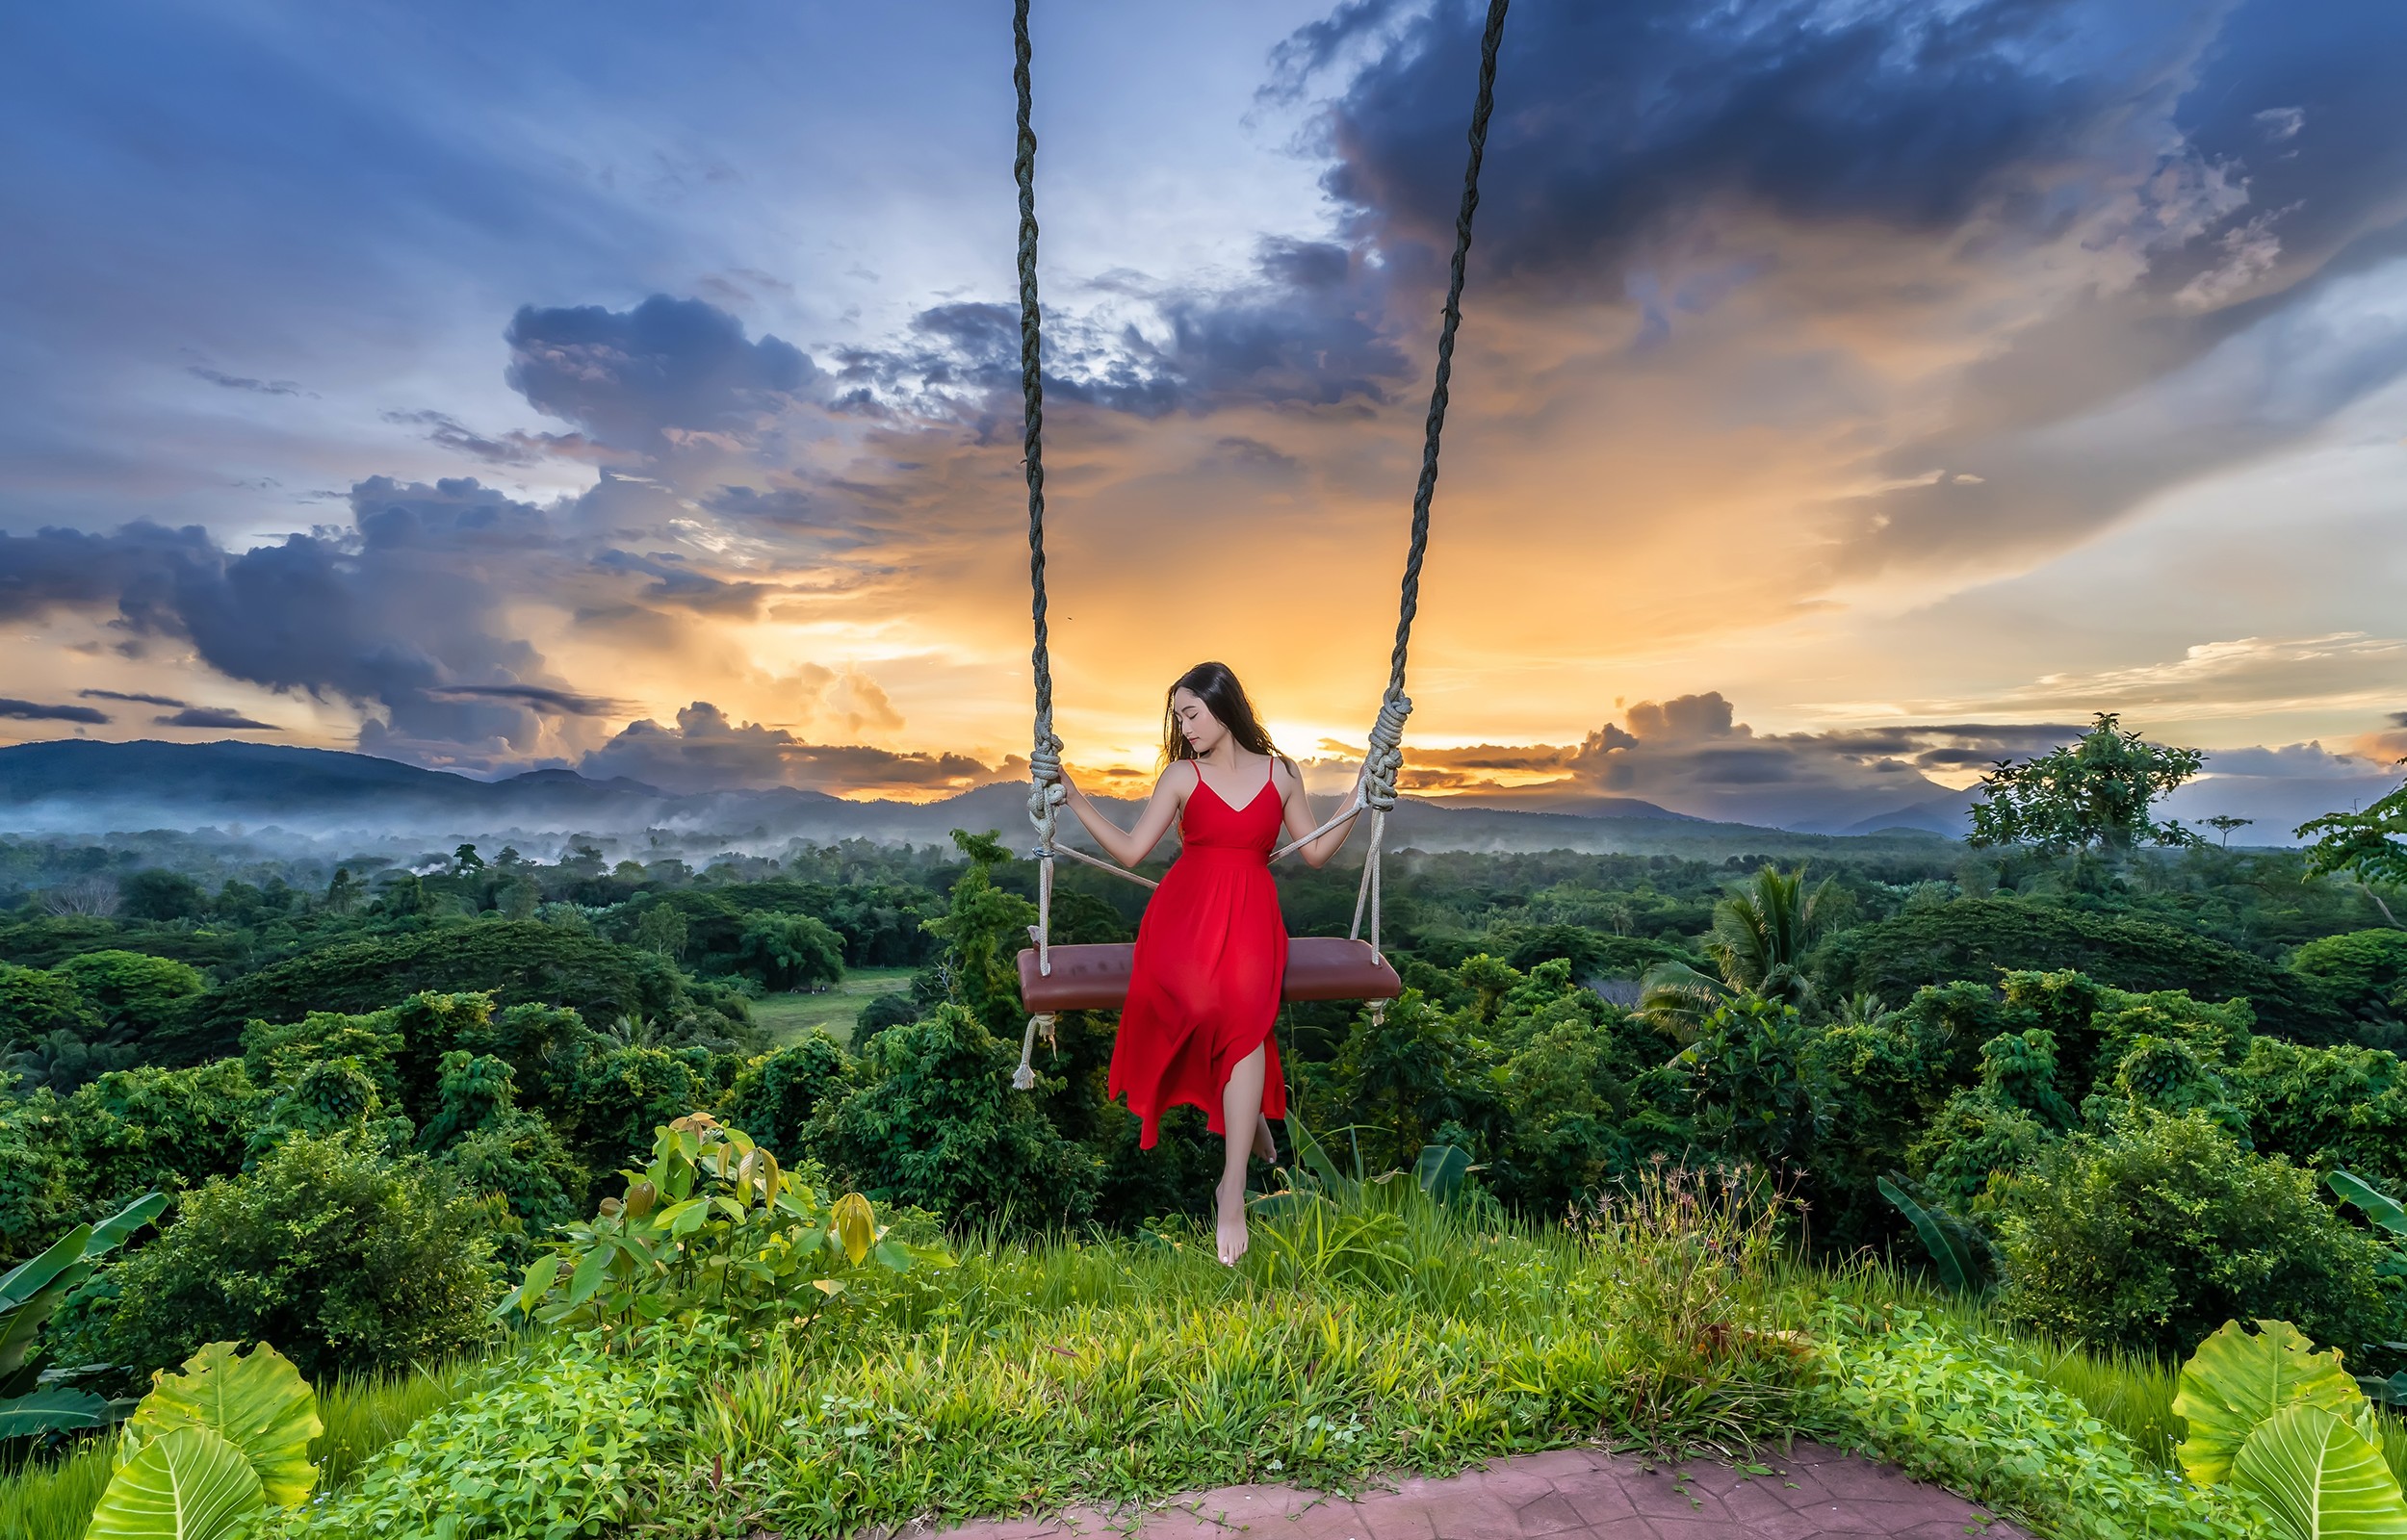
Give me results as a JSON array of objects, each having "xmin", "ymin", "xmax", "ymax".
[{"xmin": 1161, "ymin": 661, "xmax": 1290, "ymax": 770}]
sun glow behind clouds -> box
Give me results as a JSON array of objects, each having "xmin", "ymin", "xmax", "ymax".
[{"xmin": 2, "ymin": 0, "xmax": 2404, "ymax": 835}]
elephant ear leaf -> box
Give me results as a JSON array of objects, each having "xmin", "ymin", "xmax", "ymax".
[
  {"xmin": 123, "ymin": 1342, "xmax": 322, "ymax": 1508},
  {"xmin": 2174, "ymin": 1320, "xmax": 2367, "ymax": 1487},
  {"xmin": 86, "ymin": 1424, "xmax": 264, "ymax": 1540},
  {"xmin": 2230, "ymin": 1402, "xmax": 2407, "ymax": 1540}
]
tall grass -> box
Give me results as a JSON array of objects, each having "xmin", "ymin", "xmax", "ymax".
[{"xmin": 0, "ymin": 1355, "xmax": 479, "ymax": 1540}]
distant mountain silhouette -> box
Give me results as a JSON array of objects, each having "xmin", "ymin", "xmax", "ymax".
[{"xmin": 0, "ymin": 739, "xmax": 1957, "ymax": 860}]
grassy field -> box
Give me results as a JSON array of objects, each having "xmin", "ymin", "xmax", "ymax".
[{"xmin": 745, "ymin": 965, "xmax": 913, "ymax": 1046}]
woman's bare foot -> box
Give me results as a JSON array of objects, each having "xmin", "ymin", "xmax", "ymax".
[
  {"xmin": 1252, "ymin": 1117, "xmax": 1277, "ymax": 1165},
  {"xmin": 1214, "ymin": 1178, "xmax": 1250, "ymax": 1266}
]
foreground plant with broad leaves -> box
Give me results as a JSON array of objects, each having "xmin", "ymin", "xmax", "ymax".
[
  {"xmin": 490, "ymin": 1112, "xmax": 948, "ymax": 1339},
  {"xmin": 2171, "ymin": 1320, "xmax": 2407, "ymax": 1540},
  {"xmin": 84, "ymin": 1340, "xmax": 321, "ymax": 1540}
]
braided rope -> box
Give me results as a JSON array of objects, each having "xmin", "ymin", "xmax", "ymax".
[
  {"xmin": 1016, "ymin": 0, "xmax": 1069, "ymax": 984},
  {"xmin": 1009, "ymin": 0, "xmax": 1508, "ymax": 1077}
]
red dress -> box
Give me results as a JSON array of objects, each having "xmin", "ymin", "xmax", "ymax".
[{"xmin": 1108, "ymin": 767, "xmax": 1290, "ymax": 1149}]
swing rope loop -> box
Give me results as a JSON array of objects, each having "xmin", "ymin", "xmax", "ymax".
[{"xmin": 1009, "ymin": 0, "xmax": 1507, "ymax": 1085}]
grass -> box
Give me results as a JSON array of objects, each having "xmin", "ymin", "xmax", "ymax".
[
  {"xmin": 0, "ymin": 1356, "xmax": 480, "ymax": 1540},
  {"xmin": 746, "ymin": 965, "xmax": 913, "ymax": 1047},
  {"xmin": 9, "ymin": 1181, "xmax": 2395, "ymax": 1540}
]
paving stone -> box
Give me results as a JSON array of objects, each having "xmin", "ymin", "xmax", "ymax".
[{"xmin": 915, "ymin": 1444, "xmax": 2031, "ymax": 1540}]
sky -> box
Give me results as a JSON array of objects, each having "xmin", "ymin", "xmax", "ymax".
[{"xmin": 3, "ymin": 0, "xmax": 2405, "ymax": 836}]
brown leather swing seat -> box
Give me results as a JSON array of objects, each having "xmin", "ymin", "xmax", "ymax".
[{"xmin": 1016, "ymin": 937, "xmax": 1401, "ymax": 1015}]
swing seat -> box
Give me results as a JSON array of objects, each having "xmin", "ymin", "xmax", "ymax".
[{"xmin": 1015, "ymin": 937, "xmax": 1402, "ymax": 1015}]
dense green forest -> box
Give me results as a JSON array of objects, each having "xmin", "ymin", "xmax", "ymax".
[{"xmin": 5, "ymin": 729, "xmax": 2407, "ymax": 1537}]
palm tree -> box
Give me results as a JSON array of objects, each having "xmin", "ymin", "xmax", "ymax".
[{"xmin": 1638, "ymin": 863, "xmax": 1836, "ymax": 1037}]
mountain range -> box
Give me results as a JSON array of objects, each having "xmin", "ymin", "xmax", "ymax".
[{"xmin": 0, "ymin": 739, "xmax": 1965, "ymax": 861}]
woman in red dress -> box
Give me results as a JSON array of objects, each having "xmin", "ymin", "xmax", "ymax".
[{"xmin": 1057, "ymin": 661, "xmax": 1366, "ymax": 1265}]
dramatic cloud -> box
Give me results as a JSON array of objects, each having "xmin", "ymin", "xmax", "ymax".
[
  {"xmin": 156, "ymin": 706, "xmax": 280, "ymax": 730},
  {"xmin": 0, "ymin": 698, "xmax": 110, "ymax": 725},
  {"xmin": 504, "ymin": 295, "xmax": 819, "ymax": 451},
  {"xmin": 1366, "ymin": 694, "xmax": 2093, "ymax": 833},
  {"xmin": 577, "ymin": 701, "xmax": 1001, "ymax": 797},
  {"xmin": 1304, "ymin": 0, "xmax": 2216, "ymax": 286}
]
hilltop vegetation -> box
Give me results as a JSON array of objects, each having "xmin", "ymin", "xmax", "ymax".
[{"xmin": 3, "ymin": 738, "xmax": 2406, "ymax": 1537}]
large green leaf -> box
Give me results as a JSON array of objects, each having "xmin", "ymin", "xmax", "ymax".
[
  {"xmin": 1877, "ymin": 1173, "xmax": 1979, "ymax": 1295},
  {"xmin": 123, "ymin": 1342, "xmax": 321, "ymax": 1508},
  {"xmin": 2331, "ymin": 1171, "xmax": 2407, "ymax": 1241},
  {"xmin": 2176, "ymin": 1320, "xmax": 2368, "ymax": 1486},
  {"xmin": 0, "ymin": 1384, "xmax": 111, "ymax": 1437},
  {"xmin": 2232, "ymin": 1402, "xmax": 2407, "ymax": 1540},
  {"xmin": 1282, "ymin": 1111, "xmax": 1350, "ymax": 1196},
  {"xmin": 86, "ymin": 1193, "xmax": 169, "ymax": 1257},
  {"xmin": 86, "ymin": 1424, "xmax": 264, "ymax": 1540},
  {"xmin": 0, "ymin": 1223, "xmax": 94, "ymax": 1310},
  {"xmin": 1413, "ymin": 1144, "xmax": 1472, "ymax": 1207}
]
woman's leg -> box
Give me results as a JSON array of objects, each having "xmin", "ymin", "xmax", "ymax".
[{"xmin": 1215, "ymin": 1040, "xmax": 1268, "ymax": 1265}]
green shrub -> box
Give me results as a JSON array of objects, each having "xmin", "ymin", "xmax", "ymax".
[
  {"xmin": 1813, "ymin": 899, "xmax": 2347, "ymax": 1041},
  {"xmin": 554, "ymin": 1044, "xmax": 737, "ymax": 1172},
  {"xmin": 49, "ymin": 950, "xmax": 206, "ymax": 1037},
  {"xmin": 735, "ymin": 911, "xmax": 845, "ymax": 991},
  {"xmin": 2289, "ymin": 929, "xmax": 2407, "ymax": 1023},
  {"xmin": 1993, "ymin": 1109, "xmax": 2397, "ymax": 1359},
  {"xmin": 96, "ymin": 1130, "xmax": 499, "ymax": 1381},
  {"xmin": 0, "ymin": 962, "xmax": 98, "ymax": 1047},
  {"xmin": 1675, "ymin": 995, "xmax": 1826, "ymax": 1168},
  {"xmin": 722, "ymin": 1032, "xmax": 853, "ymax": 1160},
  {"xmin": 159, "ymin": 923, "xmax": 727, "ymax": 1064},
  {"xmin": 1321, "ymin": 990, "xmax": 1502, "ymax": 1176},
  {"xmin": 808, "ymin": 1003, "xmax": 1095, "ymax": 1228},
  {"xmin": 63, "ymin": 1060, "xmax": 261, "ymax": 1222},
  {"xmin": 2238, "ymin": 1037, "xmax": 2407, "ymax": 1187},
  {"xmin": 1491, "ymin": 1019, "xmax": 1632, "ymax": 1215}
]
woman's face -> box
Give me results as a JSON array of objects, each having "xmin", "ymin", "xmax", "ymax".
[{"xmin": 1170, "ymin": 687, "xmax": 1228, "ymax": 756}]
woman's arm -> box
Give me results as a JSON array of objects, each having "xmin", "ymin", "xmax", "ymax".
[
  {"xmin": 1061, "ymin": 763, "xmax": 1190, "ymax": 869},
  {"xmin": 1276, "ymin": 757, "xmax": 1370, "ymax": 869}
]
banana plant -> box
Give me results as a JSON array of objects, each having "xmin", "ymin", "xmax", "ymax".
[
  {"xmin": 1876, "ymin": 1171, "xmax": 1990, "ymax": 1296},
  {"xmin": 2172, "ymin": 1320, "xmax": 2407, "ymax": 1540},
  {"xmin": 2327, "ymin": 1170, "xmax": 2407, "ymax": 1404},
  {"xmin": 1, "ymin": 1192, "xmax": 168, "ymax": 1439},
  {"xmin": 493, "ymin": 1113, "xmax": 946, "ymax": 1335},
  {"xmin": 82, "ymin": 1340, "xmax": 320, "ymax": 1540}
]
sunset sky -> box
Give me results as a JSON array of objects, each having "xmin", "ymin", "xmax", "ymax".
[{"xmin": 4, "ymin": 0, "xmax": 2404, "ymax": 834}]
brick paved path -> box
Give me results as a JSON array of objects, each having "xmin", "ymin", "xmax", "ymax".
[{"xmin": 910, "ymin": 1442, "xmax": 2024, "ymax": 1540}]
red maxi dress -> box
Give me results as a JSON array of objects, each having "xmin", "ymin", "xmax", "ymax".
[{"xmin": 1108, "ymin": 768, "xmax": 1290, "ymax": 1149}]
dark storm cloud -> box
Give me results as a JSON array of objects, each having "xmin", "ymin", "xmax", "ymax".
[
  {"xmin": 578, "ymin": 701, "xmax": 1001, "ymax": 796},
  {"xmin": 1304, "ymin": 0, "xmax": 2219, "ymax": 286},
  {"xmin": 504, "ymin": 295, "xmax": 819, "ymax": 450},
  {"xmin": 2, "ymin": 480, "xmax": 570, "ymax": 751},
  {"xmin": 0, "ymin": 698, "xmax": 111, "ymax": 724},
  {"xmin": 2155, "ymin": 0, "xmax": 2407, "ymax": 301},
  {"xmin": 0, "ymin": 523, "xmax": 220, "ymax": 623},
  {"xmin": 80, "ymin": 688, "xmax": 189, "ymax": 707},
  {"xmin": 834, "ymin": 239, "xmax": 1409, "ymax": 421},
  {"xmin": 156, "ymin": 706, "xmax": 280, "ymax": 730}
]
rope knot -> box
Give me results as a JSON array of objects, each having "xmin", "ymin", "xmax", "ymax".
[
  {"xmin": 1362, "ymin": 693, "xmax": 1411, "ymax": 811},
  {"xmin": 1027, "ymin": 730, "xmax": 1065, "ymax": 845}
]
